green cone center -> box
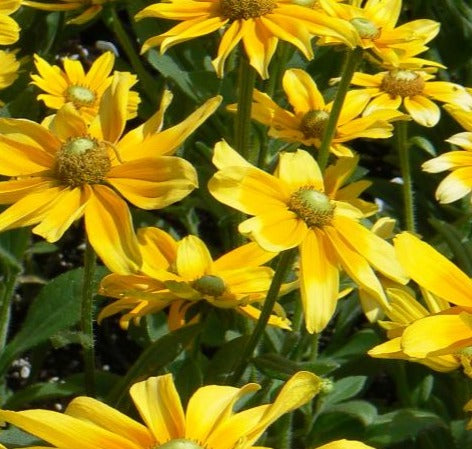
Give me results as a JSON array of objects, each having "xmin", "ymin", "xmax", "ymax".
[
  {"xmin": 299, "ymin": 110, "xmax": 329, "ymax": 140},
  {"xmin": 381, "ymin": 70, "xmax": 425, "ymax": 97},
  {"xmin": 158, "ymin": 439, "xmax": 205, "ymax": 449},
  {"xmin": 288, "ymin": 186, "xmax": 335, "ymax": 228},
  {"xmin": 66, "ymin": 85, "xmax": 96, "ymax": 107},
  {"xmin": 220, "ymin": 0, "xmax": 276, "ymax": 20},
  {"xmin": 350, "ymin": 17, "xmax": 380, "ymax": 39},
  {"xmin": 193, "ymin": 275, "xmax": 226, "ymax": 297},
  {"xmin": 55, "ymin": 136, "xmax": 111, "ymax": 187}
]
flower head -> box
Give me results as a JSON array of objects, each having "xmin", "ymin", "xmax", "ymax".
[
  {"xmin": 237, "ymin": 68, "xmax": 405, "ymax": 157},
  {"xmin": 0, "ymin": 372, "xmax": 321, "ymax": 449},
  {"xmin": 31, "ymin": 52, "xmax": 140, "ymax": 122},
  {"xmin": 0, "ymin": 78, "xmax": 221, "ymax": 273},
  {"xmin": 135, "ymin": 0, "xmax": 358, "ymax": 78},
  {"xmin": 99, "ymin": 227, "xmax": 291, "ymax": 330},
  {"xmin": 21, "ymin": 0, "xmax": 113, "ymax": 24},
  {"xmin": 0, "ymin": 0, "xmax": 21, "ymax": 45},
  {"xmin": 209, "ymin": 141, "xmax": 407, "ymax": 332}
]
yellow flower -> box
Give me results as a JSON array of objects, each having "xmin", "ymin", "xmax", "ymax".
[
  {"xmin": 209, "ymin": 141, "xmax": 407, "ymax": 333},
  {"xmin": 349, "ymin": 69, "xmax": 472, "ymax": 127},
  {"xmin": 0, "ymin": 49, "xmax": 20, "ymax": 91},
  {"xmin": 235, "ymin": 68, "xmax": 404, "ymax": 157},
  {"xmin": 0, "ymin": 79, "xmax": 221, "ymax": 274},
  {"xmin": 99, "ymin": 227, "xmax": 291, "ymax": 330},
  {"xmin": 0, "ymin": 0, "xmax": 21, "ymax": 45},
  {"xmin": 0, "ymin": 372, "xmax": 321, "ymax": 449},
  {"xmin": 135, "ymin": 0, "xmax": 358, "ymax": 79},
  {"xmin": 318, "ymin": 0, "xmax": 440, "ymax": 67},
  {"xmin": 31, "ymin": 52, "xmax": 140, "ymax": 122},
  {"xmin": 21, "ymin": 0, "xmax": 113, "ymax": 24},
  {"xmin": 422, "ymin": 105, "xmax": 472, "ymax": 203},
  {"xmin": 389, "ymin": 232, "xmax": 472, "ymax": 361}
]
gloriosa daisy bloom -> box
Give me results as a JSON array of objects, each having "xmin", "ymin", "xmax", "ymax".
[
  {"xmin": 0, "ymin": 372, "xmax": 321, "ymax": 449},
  {"xmin": 31, "ymin": 52, "xmax": 140, "ymax": 123},
  {"xmin": 99, "ymin": 227, "xmax": 292, "ymax": 330},
  {"xmin": 209, "ymin": 141, "xmax": 407, "ymax": 333},
  {"xmin": 0, "ymin": 0, "xmax": 21, "ymax": 45},
  {"xmin": 21, "ymin": 0, "xmax": 113, "ymax": 24},
  {"xmin": 349, "ymin": 68, "xmax": 472, "ymax": 127},
  {"xmin": 422, "ymin": 105, "xmax": 472, "ymax": 203},
  {"xmin": 0, "ymin": 49, "xmax": 19, "ymax": 92},
  {"xmin": 236, "ymin": 68, "xmax": 405, "ymax": 157},
  {"xmin": 0, "ymin": 79, "xmax": 221, "ymax": 274},
  {"xmin": 318, "ymin": 0, "xmax": 439, "ymax": 67},
  {"xmin": 135, "ymin": 0, "xmax": 358, "ymax": 79}
]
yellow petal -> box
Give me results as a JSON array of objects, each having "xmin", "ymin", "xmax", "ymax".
[
  {"xmin": 32, "ymin": 54, "xmax": 68, "ymax": 96},
  {"xmin": 212, "ymin": 20, "xmax": 244, "ymax": 76},
  {"xmin": 137, "ymin": 227, "xmax": 178, "ymax": 276},
  {"xmin": 422, "ymin": 151, "xmax": 472, "ymax": 173},
  {"xmin": 363, "ymin": 92, "xmax": 402, "ymax": 115},
  {"xmin": 394, "ymin": 232, "xmax": 472, "ymax": 307},
  {"xmin": 63, "ymin": 58, "xmax": 86, "ymax": 85},
  {"xmin": 435, "ymin": 168, "xmax": 472, "ymax": 204},
  {"xmin": 129, "ymin": 374, "xmax": 186, "ymax": 443},
  {"xmin": 84, "ymin": 185, "xmax": 141, "ymax": 274},
  {"xmin": 423, "ymin": 81, "xmax": 472, "ymax": 110},
  {"xmin": 316, "ymin": 440, "xmax": 376, "ymax": 449},
  {"xmin": 0, "ymin": 15, "xmax": 19, "ymax": 45},
  {"xmin": 176, "ymin": 235, "xmax": 213, "ymax": 279},
  {"xmin": 213, "ymin": 241, "xmax": 276, "ymax": 271},
  {"xmin": 212, "ymin": 140, "xmax": 251, "ymax": 170},
  {"xmin": 66, "ymin": 5, "xmax": 102, "ymax": 25},
  {"xmin": 404, "ymin": 95, "xmax": 440, "ymax": 127},
  {"xmin": 0, "ymin": 178, "xmax": 51, "ymax": 204},
  {"xmin": 300, "ymin": 229, "xmax": 339, "ymax": 334},
  {"xmin": 282, "ymin": 69, "xmax": 324, "ymax": 114},
  {"xmin": 49, "ymin": 103, "xmax": 88, "ymax": 140},
  {"xmin": 84, "ymin": 51, "xmax": 115, "ymax": 88}
]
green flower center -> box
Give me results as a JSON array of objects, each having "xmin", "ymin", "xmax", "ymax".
[
  {"xmin": 288, "ymin": 186, "xmax": 335, "ymax": 228},
  {"xmin": 192, "ymin": 275, "xmax": 226, "ymax": 297},
  {"xmin": 66, "ymin": 85, "xmax": 96, "ymax": 107},
  {"xmin": 220, "ymin": 0, "xmax": 276, "ymax": 20},
  {"xmin": 158, "ymin": 440, "xmax": 205, "ymax": 449},
  {"xmin": 380, "ymin": 70, "xmax": 425, "ymax": 98},
  {"xmin": 350, "ymin": 17, "xmax": 380, "ymax": 39},
  {"xmin": 299, "ymin": 110, "xmax": 329, "ymax": 140},
  {"xmin": 55, "ymin": 136, "xmax": 111, "ymax": 187}
]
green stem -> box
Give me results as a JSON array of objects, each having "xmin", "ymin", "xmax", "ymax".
[
  {"xmin": 317, "ymin": 47, "xmax": 363, "ymax": 172},
  {"xmin": 309, "ymin": 332, "xmax": 319, "ymax": 362},
  {"xmin": 108, "ymin": 7, "xmax": 158, "ymax": 103},
  {"xmin": 230, "ymin": 249, "xmax": 296, "ymax": 384},
  {"xmin": 395, "ymin": 121, "xmax": 416, "ymax": 232},
  {"xmin": 234, "ymin": 54, "xmax": 257, "ymax": 163},
  {"xmin": 265, "ymin": 41, "xmax": 292, "ymax": 99},
  {"xmin": 0, "ymin": 269, "xmax": 16, "ymax": 351},
  {"xmin": 81, "ymin": 239, "xmax": 97, "ymax": 397}
]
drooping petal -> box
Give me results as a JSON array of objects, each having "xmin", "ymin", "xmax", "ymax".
[
  {"xmin": 176, "ymin": 235, "xmax": 213, "ymax": 279},
  {"xmin": 404, "ymin": 95, "xmax": 440, "ymax": 127},
  {"xmin": 129, "ymin": 375, "xmax": 186, "ymax": 444},
  {"xmin": 282, "ymin": 69, "xmax": 325, "ymax": 114},
  {"xmin": 212, "ymin": 20, "xmax": 244, "ymax": 76},
  {"xmin": 137, "ymin": 227, "xmax": 178, "ymax": 275},
  {"xmin": 394, "ymin": 232, "xmax": 472, "ymax": 308},
  {"xmin": 84, "ymin": 185, "xmax": 141, "ymax": 274},
  {"xmin": 212, "ymin": 139, "xmax": 251, "ymax": 170}
]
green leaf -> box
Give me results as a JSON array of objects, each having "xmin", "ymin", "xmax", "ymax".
[
  {"xmin": 410, "ymin": 136, "xmax": 437, "ymax": 156},
  {"xmin": 0, "ymin": 228, "xmax": 30, "ymax": 271},
  {"xmin": 325, "ymin": 400, "xmax": 378, "ymax": 425},
  {"xmin": 321, "ymin": 376, "xmax": 367, "ymax": 407}
]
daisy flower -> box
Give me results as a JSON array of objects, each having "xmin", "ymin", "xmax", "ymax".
[
  {"xmin": 99, "ymin": 227, "xmax": 292, "ymax": 330},
  {"xmin": 422, "ymin": 105, "xmax": 472, "ymax": 203},
  {"xmin": 209, "ymin": 142, "xmax": 407, "ymax": 333},
  {"xmin": 318, "ymin": 0, "xmax": 440, "ymax": 67},
  {"xmin": 234, "ymin": 68, "xmax": 405, "ymax": 157},
  {"xmin": 0, "ymin": 0, "xmax": 21, "ymax": 45},
  {"xmin": 21, "ymin": 0, "xmax": 113, "ymax": 24},
  {"xmin": 31, "ymin": 52, "xmax": 140, "ymax": 122},
  {"xmin": 0, "ymin": 78, "xmax": 221, "ymax": 274},
  {"xmin": 135, "ymin": 0, "xmax": 359, "ymax": 79},
  {"xmin": 0, "ymin": 372, "xmax": 321, "ymax": 449}
]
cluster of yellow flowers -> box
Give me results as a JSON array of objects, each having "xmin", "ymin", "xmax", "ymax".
[{"xmin": 1, "ymin": 0, "xmax": 472, "ymax": 445}]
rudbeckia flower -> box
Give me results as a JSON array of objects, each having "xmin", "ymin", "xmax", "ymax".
[
  {"xmin": 318, "ymin": 0, "xmax": 440, "ymax": 67},
  {"xmin": 0, "ymin": 77, "xmax": 221, "ymax": 274},
  {"xmin": 99, "ymin": 227, "xmax": 291, "ymax": 330},
  {"xmin": 422, "ymin": 105, "xmax": 472, "ymax": 203},
  {"xmin": 0, "ymin": 0, "xmax": 21, "ymax": 45},
  {"xmin": 349, "ymin": 69, "xmax": 472, "ymax": 127},
  {"xmin": 135, "ymin": 0, "xmax": 359, "ymax": 79},
  {"xmin": 390, "ymin": 233, "xmax": 472, "ymax": 362},
  {"xmin": 0, "ymin": 372, "xmax": 321, "ymax": 449},
  {"xmin": 31, "ymin": 52, "xmax": 140, "ymax": 122},
  {"xmin": 209, "ymin": 142, "xmax": 407, "ymax": 333},
  {"xmin": 21, "ymin": 0, "xmax": 113, "ymax": 24},
  {"xmin": 0, "ymin": 49, "xmax": 20, "ymax": 91},
  {"xmin": 232, "ymin": 68, "xmax": 405, "ymax": 157}
]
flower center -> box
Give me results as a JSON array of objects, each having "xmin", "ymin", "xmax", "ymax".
[
  {"xmin": 158, "ymin": 440, "xmax": 205, "ymax": 449},
  {"xmin": 350, "ymin": 17, "xmax": 380, "ymax": 40},
  {"xmin": 220, "ymin": 0, "xmax": 276, "ymax": 20},
  {"xmin": 299, "ymin": 110, "xmax": 329, "ymax": 140},
  {"xmin": 192, "ymin": 275, "xmax": 226, "ymax": 297},
  {"xmin": 288, "ymin": 186, "xmax": 335, "ymax": 227},
  {"xmin": 54, "ymin": 136, "xmax": 111, "ymax": 187},
  {"xmin": 66, "ymin": 85, "xmax": 96, "ymax": 107},
  {"xmin": 380, "ymin": 70, "xmax": 425, "ymax": 98}
]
